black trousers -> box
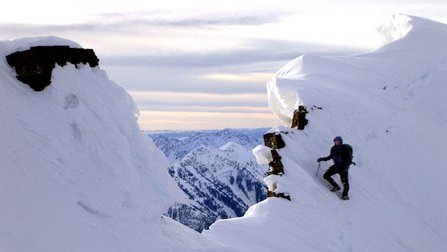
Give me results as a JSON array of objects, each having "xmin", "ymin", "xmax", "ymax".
[{"xmin": 323, "ymin": 164, "xmax": 349, "ymax": 197}]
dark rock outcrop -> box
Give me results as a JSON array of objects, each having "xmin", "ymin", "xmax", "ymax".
[
  {"xmin": 291, "ymin": 105, "xmax": 308, "ymax": 130},
  {"xmin": 6, "ymin": 46, "xmax": 99, "ymax": 91},
  {"xmin": 267, "ymin": 190, "xmax": 291, "ymax": 201},
  {"xmin": 268, "ymin": 158, "xmax": 284, "ymax": 175},
  {"xmin": 268, "ymin": 150, "xmax": 284, "ymax": 175},
  {"xmin": 263, "ymin": 133, "xmax": 285, "ymax": 149}
]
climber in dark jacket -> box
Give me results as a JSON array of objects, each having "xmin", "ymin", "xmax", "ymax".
[{"xmin": 317, "ymin": 136, "xmax": 352, "ymax": 200}]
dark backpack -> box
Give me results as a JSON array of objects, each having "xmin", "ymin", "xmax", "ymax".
[{"xmin": 343, "ymin": 144, "xmax": 354, "ymax": 165}]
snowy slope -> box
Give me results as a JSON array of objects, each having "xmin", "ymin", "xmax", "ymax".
[
  {"xmin": 204, "ymin": 15, "xmax": 447, "ymax": 251},
  {"xmin": 0, "ymin": 37, "xmax": 230, "ymax": 252},
  {"xmin": 152, "ymin": 129, "xmax": 267, "ymax": 232}
]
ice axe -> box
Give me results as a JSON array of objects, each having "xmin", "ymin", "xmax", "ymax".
[{"xmin": 316, "ymin": 161, "xmax": 321, "ymax": 176}]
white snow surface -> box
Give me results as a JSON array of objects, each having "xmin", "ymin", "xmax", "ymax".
[
  {"xmin": 204, "ymin": 15, "xmax": 447, "ymax": 251},
  {"xmin": 252, "ymin": 145, "xmax": 272, "ymax": 165},
  {"xmin": 0, "ymin": 37, "xmax": 229, "ymax": 252}
]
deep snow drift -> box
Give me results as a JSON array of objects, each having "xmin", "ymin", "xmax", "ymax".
[
  {"xmin": 204, "ymin": 15, "xmax": 447, "ymax": 251},
  {"xmin": 0, "ymin": 37, "xmax": 228, "ymax": 252}
]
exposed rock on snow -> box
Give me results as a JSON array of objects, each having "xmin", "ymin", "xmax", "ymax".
[
  {"xmin": 6, "ymin": 45, "xmax": 99, "ymax": 91},
  {"xmin": 290, "ymin": 105, "xmax": 309, "ymax": 130},
  {"xmin": 263, "ymin": 132, "xmax": 285, "ymax": 149},
  {"xmin": 267, "ymin": 150, "xmax": 284, "ymax": 176},
  {"xmin": 261, "ymin": 131, "xmax": 288, "ymax": 201}
]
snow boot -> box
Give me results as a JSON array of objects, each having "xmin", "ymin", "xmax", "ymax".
[
  {"xmin": 341, "ymin": 195, "xmax": 349, "ymax": 200},
  {"xmin": 330, "ymin": 186, "xmax": 340, "ymax": 192}
]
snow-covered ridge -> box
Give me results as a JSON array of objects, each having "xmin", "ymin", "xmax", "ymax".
[
  {"xmin": 205, "ymin": 15, "xmax": 447, "ymax": 251},
  {"xmin": 267, "ymin": 15, "xmax": 447, "ymax": 125},
  {"xmin": 268, "ymin": 15, "xmax": 447, "ymax": 125},
  {"xmin": 151, "ymin": 128, "xmax": 266, "ymax": 162},
  {"xmin": 0, "ymin": 37, "xmax": 228, "ymax": 251}
]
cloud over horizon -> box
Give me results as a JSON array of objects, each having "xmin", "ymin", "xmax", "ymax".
[
  {"xmin": 1, "ymin": 1, "xmax": 445, "ymax": 130},
  {"xmin": 101, "ymin": 39, "xmax": 362, "ymax": 68},
  {"xmin": 0, "ymin": 10, "xmax": 288, "ymax": 36}
]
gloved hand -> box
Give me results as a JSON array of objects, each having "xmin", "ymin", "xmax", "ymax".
[{"xmin": 317, "ymin": 157, "xmax": 324, "ymax": 162}]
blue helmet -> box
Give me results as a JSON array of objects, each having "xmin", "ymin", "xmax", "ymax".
[{"xmin": 333, "ymin": 136, "xmax": 343, "ymax": 144}]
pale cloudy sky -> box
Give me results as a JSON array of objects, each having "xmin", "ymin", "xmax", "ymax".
[{"xmin": 1, "ymin": 0, "xmax": 446, "ymax": 130}]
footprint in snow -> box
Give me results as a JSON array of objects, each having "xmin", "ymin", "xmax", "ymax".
[{"xmin": 64, "ymin": 94, "xmax": 79, "ymax": 110}]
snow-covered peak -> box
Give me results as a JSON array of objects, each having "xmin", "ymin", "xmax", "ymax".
[
  {"xmin": 152, "ymin": 129, "xmax": 267, "ymax": 232},
  {"xmin": 151, "ymin": 128, "xmax": 264, "ymax": 162},
  {"xmin": 219, "ymin": 141, "xmax": 239, "ymax": 150},
  {"xmin": 182, "ymin": 144, "xmax": 258, "ymax": 175},
  {"xmin": 166, "ymin": 136, "xmax": 267, "ymax": 232},
  {"xmin": 219, "ymin": 142, "xmax": 253, "ymax": 161}
]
